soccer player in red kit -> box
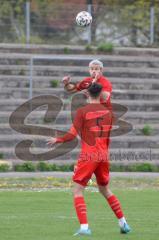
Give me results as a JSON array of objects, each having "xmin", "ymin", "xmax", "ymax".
[
  {"xmin": 62, "ymin": 59, "xmax": 112, "ymax": 105},
  {"xmin": 47, "ymin": 83, "xmax": 131, "ymax": 236}
]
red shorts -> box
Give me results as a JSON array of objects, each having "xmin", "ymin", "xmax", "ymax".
[{"xmin": 73, "ymin": 156, "xmax": 110, "ymax": 187}]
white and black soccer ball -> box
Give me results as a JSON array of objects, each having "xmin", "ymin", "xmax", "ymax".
[{"xmin": 76, "ymin": 11, "xmax": 92, "ymax": 27}]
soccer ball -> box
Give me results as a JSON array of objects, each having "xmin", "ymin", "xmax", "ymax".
[{"xmin": 76, "ymin": 11, "xmax": 92, "ymax": 27}]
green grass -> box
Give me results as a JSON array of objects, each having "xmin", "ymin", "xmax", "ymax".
[
  {"xmin": 0, "ymin": 178, "xmax": 158, "ymax": 239},
  {"xmin": 0, "ymin": 176, "xmax": 159, "ymax": 189}
]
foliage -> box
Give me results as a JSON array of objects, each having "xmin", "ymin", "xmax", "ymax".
[
  {"xmin": 141, "ymin": 124, "xmax": 153, "ymax": 136},
  {"xmin": 37, "ymin": 161, "xmax": 52, "ymax": 171},
  {"xmin": 134, "ymin": 163, "xmax": 156, "ymax": 172},
  {"xmin": 85, "ymin": 44, "xmax": 98, "ymax": 54},
  {"xmin": 0, "ymin": 164, "xmax": 10, "ymax": 172},
  {"xmin": 0, "ymin": 0, "xmax": 159, "ymax": 45},
  {"xmin": 97, "ymin": 0, "xmax": 159, "ymax": 45},
  {"xmin": 0, "ymin": 0, "xmax": 26, "ymax": 42},
  {"xmin": 110, "ymin": 162, "xmax": 159, "ymax": 172},
  {"xmin": 97, "ymin": 42, "xmax": 114, "ymax": 52},
  {"xmin": 85, "ymin": 44, "xmax": 93, "ymax": 52},
  {"xmin": 58, "ymin": 164, "xmax": 74, "ymax": 172},
  {"xmin": 50, "ymin": 79, "xmax": 59, "ymax": 88},
  {"xmin": 0, "ymin": 161, "xmax": 158, "ymax": 173},
  {"xmin": 63, "ymin": 47, "xmax": 70, "ymax": 54},
  {"xmin": 13, "ymin": 162, "xmax": 74, "ymax": 172},
  {"xmin": 50, "ymin": 164, "xmax": 61, "ymax": 171},
  {"xmin": 14, "ymin": 162, "xmax": 36, "ymax": 172},
  {"xmin": 1, "ymin": 162, "xmax": 157, "ymax": 173},
  {"xmin": 49, "ymin": 164, "xmax": 74, "ymax": 172}
]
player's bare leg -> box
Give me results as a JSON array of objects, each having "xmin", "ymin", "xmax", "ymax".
[
  {"xmin": 98, "ymin": 184, "xmax": 131, "ymax": 234},
  {"xmin": 73, "ymin": 182, "xmax": 85, "ymax": 196},
  {"xmin": 73, "ymin": 183, "xmax": 91, "ymax": 236}
]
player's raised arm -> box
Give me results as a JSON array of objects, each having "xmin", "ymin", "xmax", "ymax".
[
  {"xmin": 62, "ymin": 59, "xmax": 113, "ymax": 104},
  {"xmin": 47, "ymin": 125, "xmax": 78, "ymax": 146},
  {"xmin": 47, "ymin": 108, "xmax": 83, "ymax": 146},
  {"xmin": 62, "ymin": 75, "xmax": 78, "ymax": 93}
]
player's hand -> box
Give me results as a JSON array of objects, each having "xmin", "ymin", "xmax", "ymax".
[
  {"xmin": 46, "ymin": 137, "xmax": 57, "ymax": 147},
  {"xmin": 92, "ymin": 73, "xmax": 100, "ymax": 83},
  {"xmin": 62, "ymin": 75, "xmax": 71, "ymax": 85}
]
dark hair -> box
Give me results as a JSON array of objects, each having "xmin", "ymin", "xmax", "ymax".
[{"xmin": 88, "ymin": 83, "xmax": 102, "ymax": 98}]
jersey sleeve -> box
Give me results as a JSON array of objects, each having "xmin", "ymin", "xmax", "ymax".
[
  {"xmin": 102, "ymin": 78, "xmax": 112, "ymax": 93},
  {"xmin": 56, "ymin": 125, "xmax": 78, "ymax": 143},
  {"xmin": 56, "ymin": 108, "xmax": 83, "ymax": 143},
  {"xmin": 99, "ymin": 77, "xmax": 112, "ymax": 104},
  {"xmin": 76, "ymin": 77, "xmax": 91, "ymax": 91}
]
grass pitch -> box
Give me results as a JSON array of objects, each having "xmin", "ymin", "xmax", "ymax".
[{"xmin": 0, "ymin": 178, "xmax": 158, "ymax": 240}]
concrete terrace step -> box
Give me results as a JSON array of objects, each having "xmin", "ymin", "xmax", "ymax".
[
  {"xmin": 112, "ymin": 89, "xmax": 159, "ymax": 100},
  {"xmin": 0, "ymin": 75, "xmax": 159, "ymax": 90},
  {"xmin": 110, "ymin": 78, "xmax": 159, "ymax": 90},
  {"xmin": 125, "ymin": 112, "xmax": 159, "ymax": 124},
  {"xmin": 0, "ymin": 87, "xmax": 159, "ymax": 100},
  {"xmin": 0, "ymin": 44, "xmax": 87, "ymax": 54},
  {"xmin": 130, "ymin": 123, "xmax": 159, "ymax": 136},
  {"xmin": 0, "ymin": 53, "xmax": 159, "ymax": 68},
  {"xmin": 1, "ymin": 44, "xmax": 159, "ymax": 56},
  {"xmin": 0, "ymin": 134, "xmax": 158, "ymax": 149},
  {"xmin": 1, "ymin": 110, "xmax": 159, "ymax": 124},
  {"xmin": 0, "ymin": 45, "xmax": 158, "ymax": 164},
  {"xmin": 0, "ymin": 65, "xmax": 159, "ymax": 79},
  {"xmin": 0, "ymin": 99, "xmax": 159, "ymax": 112},
  {"xmin": 118, "ymin": 100, "xmax": 159, "ymax": 111},
  {"xmin": 0, "ymin": 123, "xmax": 159, "ymax": 136},
  {"xmin": 0, "ymin": 147, "xmax": 158, "ymax": 162}
]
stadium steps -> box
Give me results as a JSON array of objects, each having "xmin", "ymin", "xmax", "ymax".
[
  {"xmin": 0, "ymin": 65, "xmax": 159, "ymax": 79},
  {"xmin": 0, "ymin": 123, "xmax": 159, "ymax": 136},
  {"xmin": 0, "ymin": 110, "xmax": 159, "ymax": 124},
  {"xmin": 0, "ymin": 44, "xmax": 87, "ymax": 54},
  {"xmin": 0, "ymin": 133, "xmax": 158, "ymax": 149},
  {"xmin": 0, "ymin": 45, "xmax": 159, "ymax": 163},
  {"xmin": 1, "ymin": 43, "xmax": 159, "ymax": 56},
  {"xmin": 0, "ymin": 87, "xmax": 159, "ymax": 101},
  {"xmin": 0, "ymin": 53, "xmax": 159, "ymax": 68},
  {"xmin": 1, "ymin": 75, "xmax": 159, "ymax": 90},
  {"xmin": 0, "ymin": 99, "xmax": 158, "ymax": 112},
  {"xmin": 0, "ymin": 147, "xmax": 158, "ymax": 163}
]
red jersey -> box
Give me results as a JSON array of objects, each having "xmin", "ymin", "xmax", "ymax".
[
  {"xmin": 57, "ymin": 103, "xmax": 113, "ymax": 161},
  {"xmin": 76, "ymin": 75, "xmax": 112, "ymax": 104}
]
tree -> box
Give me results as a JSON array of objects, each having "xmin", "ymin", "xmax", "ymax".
[
  {"xmin": 92, "ymin": 0, "xmax": 159, "ymax": 46},
  {"xmin": 0, "ymin": 0, "xmax": 26, "ymax": 42}
]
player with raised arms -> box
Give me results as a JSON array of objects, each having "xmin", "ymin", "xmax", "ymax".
[
  {"xmin": 47, "ymin": 83, "xmax": 131, "ymax": 236},
  {"xmin": 63, "ymin": 59, "xmax": 112, "ymax": 106}
]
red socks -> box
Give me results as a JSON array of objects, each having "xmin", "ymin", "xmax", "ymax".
[
  {"xmin": 74, "ymin": 195, "xmax": 123, "ymax": 225},
  {"xmin": 107, "ymin": 195, "xmax": 124, "ymax": 219},
  {"xmin": 74, "ymin": 196, "xmax": 88, "ymax": 224}
]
